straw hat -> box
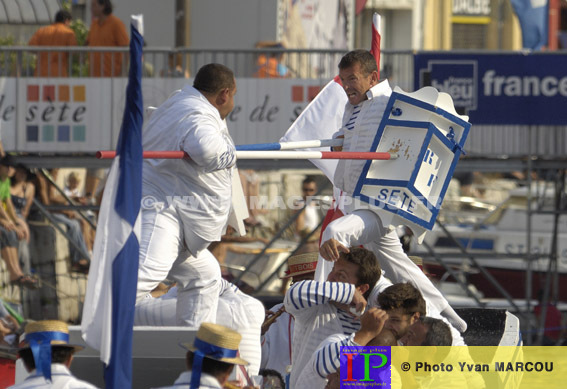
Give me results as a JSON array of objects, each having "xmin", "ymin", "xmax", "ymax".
[
  {"xmin": 19, "ymin": 320, "xmax": 84, "ymax": 352},
  {"xmin": 408, "ymin": 256, "xmax": 432, "ymax": 277},
  {"xmin": 280, "ymin": 252, "xmax": 318, "ymax": 279},
  {"xmin": 408, "ymin": 256, "xmax": 423, "ymax": 267},
  {"xmin": 181, "ymin": 322, "xmax": 248, "ymax": 366}
]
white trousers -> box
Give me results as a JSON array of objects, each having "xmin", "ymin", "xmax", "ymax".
[
  {"xmin": 135, "ymin": 285, "xmax": 264, "ymax": 375},
  {"xmin": 137, "ymin": 205, "xmax": 220, "ymax": 327},
  {"xmin": 315, "ymin": 209, "xmax": 451, "ymax": 314}
]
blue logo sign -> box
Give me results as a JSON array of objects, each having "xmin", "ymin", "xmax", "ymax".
[{"xmin": 414, "ymin": 53, "xmax": 567, "ymax": 125}]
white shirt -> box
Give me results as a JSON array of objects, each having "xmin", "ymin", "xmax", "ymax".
[
  {"xmin": 154, "ymin": 371, "xmax": 222, "ymax": 389},
  {"xmin": 142, "ymin": 85, "xmax": 236, "ymax": 243},
  {"xmin": 9, "ymin": 364, "xmax": 98, "ymax": 389},
  {"xmin": 333, "ymin": 80, "xmax": 392, "ymax": 196},
  {"xmin": 260, "ymin": 302, "xmax": 294, "ymax": 379},
  {"xmin": 283, "ymin": 280, "xmax": 360, "ymax": 389},
  {"xmin": 302, "ymin": 203, "xmax": 320, "ymax": 232},
  {"xmin": 367, "ymin": 271, "xmax": 394, "ymax": 307}
]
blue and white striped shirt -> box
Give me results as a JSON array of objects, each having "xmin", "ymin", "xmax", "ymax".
[
  {"xmin": 284, "ymin": 280, "xmax": 359, "ymax": 389},
  {"xmin": 344, "ymin": 105, "xmax": 360, "ymax": 130}
]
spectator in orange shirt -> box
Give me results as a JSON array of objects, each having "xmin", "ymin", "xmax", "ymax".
[
  {"xmin": 255, "ymin": 41, "xmax": 289, "ymax": 78},
  {"xmin": 87, "ymin": 0, "xmax": 129, "ymax": 77},
  {"xmin": 28, "ymin": 10, "xmax": 77, "ymax": 77}
]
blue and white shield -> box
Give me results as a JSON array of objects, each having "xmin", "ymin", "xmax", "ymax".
[{"xmin": 352, "ymin": 86, "xmax": 471, "ymax": 243}]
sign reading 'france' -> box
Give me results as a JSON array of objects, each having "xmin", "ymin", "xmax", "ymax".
[{"xmin": 414, "ymin": 52, "xmax": 567, "ymax": 125}]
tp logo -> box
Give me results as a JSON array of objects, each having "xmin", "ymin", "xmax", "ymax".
[
  {"xmin": 340, "ymin": 346, "xmax": 391, "ymax": 388},
  {"xmin": 419, "ymin": 60, "xmax": 478, "ymax": 115}
]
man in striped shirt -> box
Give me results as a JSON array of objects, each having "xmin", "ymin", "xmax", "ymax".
[
  {"xmin": 296, "ymin": 307, "xmax": 393, "ymax": 388},
  {"xmin": 284, "ymin": 247, "xmax": 381, "ymax": 388}
]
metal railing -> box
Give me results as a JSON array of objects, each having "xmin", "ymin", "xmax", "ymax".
[{"xmin": 0, "ymin": 46, "xmax": 414, "ymax": 84}]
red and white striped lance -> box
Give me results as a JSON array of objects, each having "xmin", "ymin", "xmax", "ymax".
[{"xmin": 96, "ymin": 150, "xmax": 398, "ymax": 160}]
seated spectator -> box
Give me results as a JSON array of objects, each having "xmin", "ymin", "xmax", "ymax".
[
  {"xmin": 34, "ymin": 169, "xmax": 90, "ymax": 274},
  {"xmin": 0, "ymin": 157, "xmax": 36, "ymax": 289},
  {"xmin": 9, "ymin": 320, "xmax": 97, "ymax": 388},
  {"xmin": 156, "ymin": 322, "xmax": 249, "ymax": 389},
  {"xmin": 63, "ymin": 172, "xmax": 95, "ymax": 253},
  {"xmin": 10, "ymin": 164, "xmax": 35, "ymax": 273},
  {"xmin": 9, "ymin": 165, "xmax": 35, "ymax": 221}
]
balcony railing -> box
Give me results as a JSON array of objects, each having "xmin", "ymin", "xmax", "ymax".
[{"xmin": 0, "ymin": 46, "xmax": 414, "ymax": 86}]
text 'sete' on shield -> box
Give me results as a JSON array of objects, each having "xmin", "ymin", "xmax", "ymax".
[{"xmin": 353, "ymin": 87, "xmax": 471, "ymax": 243}]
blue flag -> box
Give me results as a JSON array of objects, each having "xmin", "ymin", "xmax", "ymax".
[
  {"xmin": 81, "ymin": 15, "xmax": 144, "ymax": 389},
  {"xmin": 510, "ymin": 0, "xmax": 549, "ymax": 50}
]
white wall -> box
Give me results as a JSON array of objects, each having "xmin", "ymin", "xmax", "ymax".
[{"xmin": 190, "ymin": 0, "xmax": 279, "ymax": 49}]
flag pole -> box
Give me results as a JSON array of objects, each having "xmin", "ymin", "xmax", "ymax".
[{"xmin": 81, "ymin": 15, "xmax": 144, "ymax": 389}]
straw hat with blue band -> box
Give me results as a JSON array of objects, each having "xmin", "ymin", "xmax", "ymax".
[
  {"xmin": 19, "ymin": 320, "xmax": 84, "ymax": 382},
  {"xmin": 181, "ymin": 322, "xmax": 248, "ymax": 389}
]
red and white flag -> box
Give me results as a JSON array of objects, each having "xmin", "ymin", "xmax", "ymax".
[{"xmin": 371, "ymin": 13, "xmax": 381, "ymax": 79}]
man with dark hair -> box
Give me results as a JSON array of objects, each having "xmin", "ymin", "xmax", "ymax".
[
  {"xmin": 316, "ymin": 50, "xmax": 467, "ymax": 335},
  {"xmin": 192, "ymin": 63, "xmax": 236, "ymax": 96},
  {"xmin": 377, "ymin": 282, "xmax": 426, "ymax": 339},
  {"xmin": 28, "ymin": 10, "xmax": 77, "ymax": 77},
  {"xmin": 284, "ymin": 247, "xmax": 381, "ymax": 388},
  {"xmin": 10, "ymin": 320, "xmax": 97, "ymax": 388},
  {"xmin": 87, "ymin": 0, "xmax": 128, "ymax": 77},
  {"xmin": 377, "ymin": 282, "xmax": 468, "ymax": 346},
  {"xmin": 259, "ymin": 368, "xmax": 285, "ymax": 389},
  {"xmin": 137, "ymin": 63, "xmax": 238, "ymax": 328}
]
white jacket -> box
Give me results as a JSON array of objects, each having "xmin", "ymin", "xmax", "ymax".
[
  {"xmin": 142, "ymin": 85, "xmax": 236, "ymax": 243},
  {"xmin": 9, "ymin": 364, "xmax": 98, "ymax": 389}
]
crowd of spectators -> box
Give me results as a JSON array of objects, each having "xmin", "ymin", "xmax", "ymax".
[{"xmin": 0, "ymin": 164, "xmax": 97, "ymax": 285}]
